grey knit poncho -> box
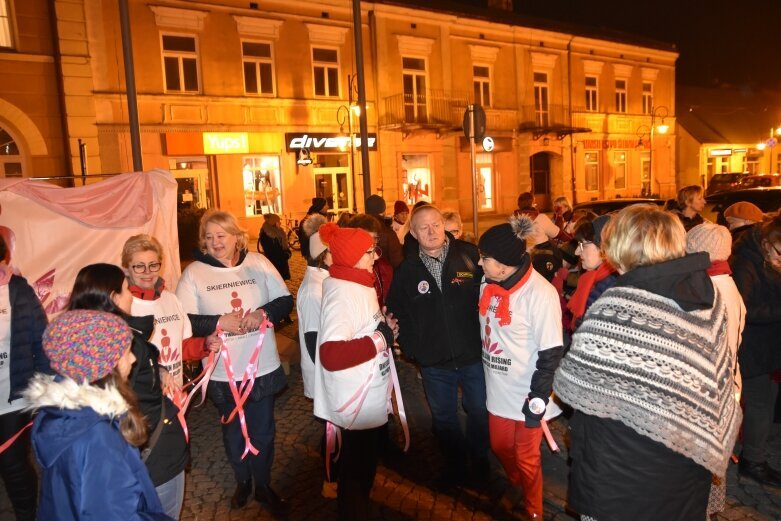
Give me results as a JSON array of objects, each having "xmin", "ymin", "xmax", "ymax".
[{"xmin": 554, "ymin": 285, "xmax": 741, "ymax": 476}]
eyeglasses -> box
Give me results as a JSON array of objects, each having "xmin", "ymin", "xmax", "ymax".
[
  {"xmin": 577, "ymin": 240, "xmax": 594, "ymax": 251},
  {"xmin": 766, "ymin": 242, "xmax": 781, "ymax": 257},
  {"xmin": 364, "ymin": 246, "xmax": 382, "ymax": 258},
  {"xmin": 130, "ymin": 262, "xmax": 162, "ymax": 274}
]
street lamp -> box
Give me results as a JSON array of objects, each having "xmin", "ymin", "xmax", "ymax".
[
  {"xmin": 336, "ymin": 74, "xmax": 360, "ymax": 212},
  {"xmin": 636, "ymin": 105, "xmax": 669, "ymax": 197}
]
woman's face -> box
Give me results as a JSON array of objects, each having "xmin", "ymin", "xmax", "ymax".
[
  {"xmin": 204, "ymin": 222, "xmax": 238, "ymax": 265},
  {"xmin": 763, "ymin": 240, "xmax": 781, "ymax": 273},
  {"xmin": 126, "ymin": 250, "xmax": 161, "ymax": 290},
  {"xmin": 688, "ymin": 192, "xmax": 705, "ymax": 213},
  {"xmin": 111, "ymin": 279, "xmax": 133, "ymax": 313},
  {"xmin": 116, "ymin": 346, "xmax": 136, "ymax": 381},
  {"xmin": 444, "ymin": 221, "xmax": 462, "ymax": 239},
  {"xmin": 576, "ymin": 240, "xmax": 603, "ymax": 271},
  {"xmin": 354, "ymin": 245, "xmax": 379, "ymax": 273}
]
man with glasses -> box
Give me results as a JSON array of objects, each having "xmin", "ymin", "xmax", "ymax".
[{"xmin": 386, "ymin": 204, "xmax": 489, "ymax": 490}]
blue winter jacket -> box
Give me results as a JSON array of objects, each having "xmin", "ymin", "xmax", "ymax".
[{"xmin": 26, "ymin": 375, "xmax": 173, "ymax": 521}]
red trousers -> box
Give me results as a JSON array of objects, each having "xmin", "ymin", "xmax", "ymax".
[{"xmin": 489, "ymin": 413, "xmax": 543, "ymax": 518}]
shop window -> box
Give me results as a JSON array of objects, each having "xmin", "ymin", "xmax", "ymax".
[
  {"xmin": 585, "ymin": 76, "xmax": 598, "ymax": 112},
  {"xmin": 243, "ymin": 156, "xmax": 282, "ymax": 217},
  {"xmin": 533, "ymin": 72, "xmax": 549, "ymax": 127},
  {"xmin": 585, "ymin": 151, "xmax": 599, "ymax": 191},
  {"xmin": 613, "ymin": 151, "xmax": 627, "ymax": 189},
  {"xmin": 642, "ymin": 82, "xmax": 653, "ymax": 115},
  {"xmin": 473, "ymin": 65, "xmax": 491, "ymax": 107},
  {"xmin": 312, "ymin": 47, "xmax": 339, "ymax": 97},
  {"xmin": 742, "ymin": 156, "xmax": 760, "ymax": 174},
  {"xmin": 162, "ymin": 34, "xmax": 200, "ymax": 93},
  {"xmin": 476, "ymin": 153, "xmax": 494, "ymax": 211},
  {"xmin": 0, "ymin": 126, "xmax": 23, "ymax": 178},
  {"xmin": 615, "ymin": 79, "xmax": 627, "ymax": 113},
  {"xmin": 242, "ymin": 41, "xmax": 275, "ymax": 96},
  {"xmin": 401, "ymin": 154, "xmax": 432, "ymax": 205},
  {"xmin": 0, "ymin": 0, "xmax": 13, "ymax": 49},
  {"xmin": 641, "ymin": 152, "xmax": 651, "ymax": 195},
  {"xmin": 402, "ymin": 57, "xmax": 427, "ymax": 123}
]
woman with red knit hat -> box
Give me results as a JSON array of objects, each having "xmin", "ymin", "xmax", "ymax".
[{"xmin": 313, "ymin": 222, "xmax": 400, "ymax": 520}]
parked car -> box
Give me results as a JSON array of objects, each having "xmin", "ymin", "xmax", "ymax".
[
  {"xmin": 704, "ymin": 187, "xmax": 781, "ymax": 224},
  {"xmin": 738, "ymin": 174, "xmax": 781, "ymax": 189},
  {"xmin": 705, "ymin": 172, "xmax": 746, "ymax": 196},
  {"xmin": 572, "ymin": 197, "xmax": 665, "ymax": 216}
]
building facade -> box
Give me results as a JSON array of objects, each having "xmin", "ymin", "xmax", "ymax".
[{"xmin": 4, "ymin": 0, "xmax": 678, "ymax": 233}]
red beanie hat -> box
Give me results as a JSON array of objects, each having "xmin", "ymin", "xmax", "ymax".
[
  {"xmin": 394, "ymin": 200, "xmax": 409, "ymax": 216},
  {"xmin": 318, "ymin": 223, "xmax": 374, "ymax": 268}
]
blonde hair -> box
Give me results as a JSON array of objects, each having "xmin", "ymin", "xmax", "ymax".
[
  {"xmin": 602, "ymin": 204, "xmax": 686, "ymax": 274},
  {"xmin": 553, "ymin": 196, "xmax": 572, "ymax": 213},
  {"xmin": 677, "ymin": 185, "xmax": 703, "ymax": 209},
  {"xmin": 198, "ymin": 210, "xmax": 248, "ymax": 252},
  {"xmin": 120, "ymin": 234, "xmax": 163, "ymax": 268}
]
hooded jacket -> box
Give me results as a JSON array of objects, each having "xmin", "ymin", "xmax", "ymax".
[
  {"xmin": 25, "ymin": 374, "xmax": 172, "ymax": 521},
  {"xmin": 8, "ymin": 275, "xmax": 52, "ymax": 401}
]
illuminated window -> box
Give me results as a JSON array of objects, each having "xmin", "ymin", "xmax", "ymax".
[
  {"xmin": 476, "ymin": 153, "xmax": 494, "ymax": 211},
  {"xmin": 243, "ymin": 156, "xmax": 282, "ymax": 217},
  {"xmin": 534, "ymin": 72, "xmax": 549, "ymax": 126},
  {"xmin": 0, "ymin": 126, "xmax": 23, "ymax": 178},
  {"xmin": 473, "ymin": 65, "xmax": 491, "ymax": 107},
  {"xmin": 242, "ymin": 41, "xmax": 275, "ymax": 96},
  {"xmin": 162, "ymin": 34, "xmax": 200, "ymax": 93},
  {"xmin": 585, "ymin": 151, "xmax": 600, "ymax": 191},
  {"xmin": 642, "ymin": 82, "xmax": 653, "ymax": 115},
  {"xmin": 0, "ymin": 0, "xmax": 13, "ymax": 49},
  {"xmin": 402, "ymin": 57, "xmax": 427, "ymax": 122},
  {"xmin": 312, "ymin": 47, "xmax": 339, "ymax": 97},
  {"xmin": 585, "ymin": 76, "xmax": 598, "ymax": 112},
  {"xmin": 401, "ymin": 154, "xmax": 432, "ymax": 205},
  {"xmin": 613, "ymin": 151, "xmax": 627, "ymax": 189},
  {"xmin": 615, "ymin": 79, "xmax": 627, "ymax": 113}
]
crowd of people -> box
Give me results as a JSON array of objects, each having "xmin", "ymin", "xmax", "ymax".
[{"xmin": 0, "ymin": 185, "xmax": 778, "ymax": 520}]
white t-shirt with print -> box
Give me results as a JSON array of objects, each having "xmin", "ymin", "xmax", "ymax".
[
  {"xmin": 176, "ymin": 253, "xmax": 289, "ymax": 382},
  {"xmin": 0, "ymin": 285, "xmax": 27, "ymax": 414},
  {"xmin": 314, "ymin": 277, "xmax": 391, "ymax": 430},
  {"xmin": 131, "ymin": 290, "xmax": 193, "ymax": 387},
  {"xmin": 479, "ymin": 269, "xmax": 563, "ymax": 421},
  {"xmin": 296, "ymin": 266, "xmax": 329, "ymax": 399}
]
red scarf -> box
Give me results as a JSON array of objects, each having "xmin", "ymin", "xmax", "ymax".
[
  {"xmin": 707, "ymin": 260, "xmax": 732, "ymax": 276},
  {"xmin": 567, "ymin": 262, "xmax": 615, "ymax": 323},
  {"xmin": 478, "ymin": 266, "xmax": 533, "ymax": 326},
  {"xmin": 128, "ymin": 277, "xmax": 165, "ymax": 301},
  {"xmin": 329, "ymin": 265, "xmax": 376, "ymax": 288}
]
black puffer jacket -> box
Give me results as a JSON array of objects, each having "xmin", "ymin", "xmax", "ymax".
[
  {"xmin": 8, "ymin": 275, "xmax": 52, "ymax": 401},
  {"xmin": 730, "ymin": 225, "xmax": 781, "ymax": 378},
  {"xmin": 386, "ymin": 236, "xmax": 482, "ymax": 369}
]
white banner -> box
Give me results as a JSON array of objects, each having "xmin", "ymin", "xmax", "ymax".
[{"xmin": 0, "ymin": 170, "xmax": 180, "ymax": 316}]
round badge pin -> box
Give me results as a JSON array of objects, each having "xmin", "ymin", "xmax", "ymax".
[{"xmin": 417, "ymin": 280, "xmax": 430, "ymax": 294}]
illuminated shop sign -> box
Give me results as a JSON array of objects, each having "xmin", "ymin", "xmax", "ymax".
[
  {"xmin": 709, "ymin": 149, "xmax": 733, "ymax": 157},
  {"xmin": 203, "ymin": 132, "xmax": 249, "ymax": 154},
  {"xmin": 285, "ymin": 133, "xmax": 378, "ymax": 152}
]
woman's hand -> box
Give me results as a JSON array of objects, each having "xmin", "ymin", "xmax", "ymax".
[
  {"xmin": 205, "ymin": 333, "xmax": 222, "ymax": 353},
  {"xmin": 240, "ymin": 309, "xmax": 267, "ymax": 332},
  {"xmin": 217, "ymin": 312, "xmax": 243, "ymax": 334},
  {"xmin": 160, "ymin": 368, "xmax": 180, "ymax": 396},
  {"xmin": 382, "ymin": 307, "xmax": 400, "ymax": 341}
]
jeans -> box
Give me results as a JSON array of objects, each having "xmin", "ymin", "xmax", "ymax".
[
  {"xmin": 420, "ymin": 361, "xmax": 489, "ymax": 477},
  {"xmin": 0, "ymin": 410, "xmax": 37, "ymax": 521},
  {"xmin": 211, "ymin": 381, "xmax": 276, "ymax": 486},
  {"xmin": 741, "ymin": 373, "xmax": 779, "ymax": 463},
  {"xmin": 155, "ymin": 471, "xmax": 185, "ymax": 520}
]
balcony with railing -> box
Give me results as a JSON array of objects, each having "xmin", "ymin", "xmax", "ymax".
[{"xmin": 380, "ymin": 89, "xmax": 469, "ymax": 135}]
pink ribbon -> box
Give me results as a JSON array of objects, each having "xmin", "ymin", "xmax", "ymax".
[
  {"xmin": 324, "ymin": 421, "xmax": 342, "ymax": 482},
  {"xmin": 0, "ymin": 422, "xmax": 32, "ymax": 455},
  {"xmin": 541, "ymin": 419, "xmax": 559, "ymax": 453},
  {"xmin": 386, "ymin": 353, "xmax": 410, "ymax": 452}
]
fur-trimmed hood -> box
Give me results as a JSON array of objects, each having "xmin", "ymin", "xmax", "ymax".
[{"xmin": 23, "ymin": 373, "xmax": 128, "ymax": 417}]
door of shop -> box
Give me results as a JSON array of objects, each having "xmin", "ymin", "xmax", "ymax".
[
  {"xmin": 530, "ymin": 152, "xmax": 552, "ymax": 210},
  {"xmin": 314, "ymin": 167, "xmax": 351, "ymax": 214}
]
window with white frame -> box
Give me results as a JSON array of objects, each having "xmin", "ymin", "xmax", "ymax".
[
  {"xmin": 0, "ymin": 0, "xmax": 13, "ymax": 49},
  {"xmin": 242, "ymin": 41, "xmax": 275, "ymax": 96},
  {"xmin": 585, "ymin": 76, "xmax": 598, "ymax": 112},
  {"xmin": 742, "ymin": 156, "xmax": 760, "ymax": 174},
  {"xmin": 402, "ymin": 57, "xmax": 427, "ymax": 123},
  {"xmin": 0, "ymin": 125, "xmax": 23, "ymax": 178},
  {"xmin": 242, "ymin": 155, "xmax": 282, "ymax": 217},
  {"xmin": 312, "ymin": 47, "xmax": 339, "ymax": 97},
  {"xmin": 613, "ymin": 151, "xmax": 627, "ymax": 189},
  {"xmin": 162, "ymin": 34, "xmax": 199, "ymax": 93},
  {"xmin": 615, "ymin": 79, "xmax": 627, "ymax": 113},
  {"xmin": 473, "ymin": 65, "xmax": 491, "ymax": 107},
  {"xmin": 642, "ymin": 82, "xmax": 653, "ymax": 115},
  {"xmin": 585, "ymin": 151, "xmax": 599, "ymax": 191},
  {"xmin": 534, "ymin": 72, "xmax": 549, "ymax": 126}
]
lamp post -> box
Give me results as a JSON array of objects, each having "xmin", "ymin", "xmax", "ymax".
[
  {"xmin": 636, "ymin": 105, "xmax": 669, "ymax": 197},
  {"xmin": 336, "ymin": 74, "xmax": 361, "ymax": 212}
]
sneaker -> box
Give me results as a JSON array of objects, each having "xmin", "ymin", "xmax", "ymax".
[
  {"xmin": 738, "ymin": 459, "xmax": 781, "ymax": 487},
  {"xmin": 321, "ymin": 480, "xmax": 338, "ymax": 499}
]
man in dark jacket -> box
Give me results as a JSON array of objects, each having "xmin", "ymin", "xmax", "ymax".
[
  {"xmin": 365, "ymin": 194, "xmax": 404, "ymax": 268},
  {"xmin": 386, "ymin": 204, "xmax": 489, "ymax": 488},
  {"xmin": 731, "ymin": 214, "xmax": 781, "ymax": 486}
]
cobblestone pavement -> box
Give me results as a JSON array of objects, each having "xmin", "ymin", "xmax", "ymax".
[{"xmin": 2, "ymin": 252, "xmax": 781, "ymax": 520}]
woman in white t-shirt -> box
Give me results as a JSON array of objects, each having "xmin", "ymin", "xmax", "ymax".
[
  {"xmin": 314, "ymin": 223, "xmax": 399, "ymax": 519},
  {"xmin": 175, "ymin": 210, "xmax": 293, "ymax": 515},
  {"xmin": 477, "ymin": 215, "xmax": 564, "ymax": 519}
]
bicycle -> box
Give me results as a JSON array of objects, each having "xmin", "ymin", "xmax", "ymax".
[{"xmin": 284, "ymin": 213, "xmax": 301, "ymax": 251}]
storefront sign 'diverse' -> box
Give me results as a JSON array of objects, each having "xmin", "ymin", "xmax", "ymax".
[{"xmin": 285, "ymin": 133, "xmax": 378, "ymax": 152}]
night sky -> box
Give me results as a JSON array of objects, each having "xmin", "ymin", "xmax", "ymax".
[{"xmin": 468, "ymin": 0, "xmax": 781, "ymax": 90}]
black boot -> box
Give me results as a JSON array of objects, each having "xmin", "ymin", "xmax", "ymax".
[
  {"xmin": 231, "ymin": 480, "xmax": 253, "ymax": 509},
  {"xmin": 255, "ymin": 485, "xmax": 290, "ymax": 516},
  {"xmin": 738, "ymin": 459, "xmax": 781, "ymax": 487}
]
